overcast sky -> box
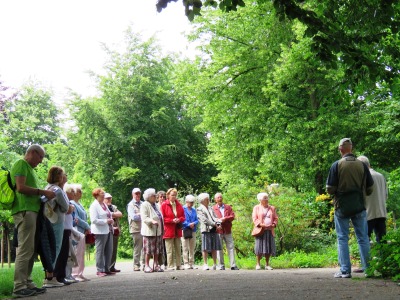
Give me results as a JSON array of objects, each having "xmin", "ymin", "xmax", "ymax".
[{"xmin": 0, "ymin": 0, "xmax": 193, "ymax": 99}]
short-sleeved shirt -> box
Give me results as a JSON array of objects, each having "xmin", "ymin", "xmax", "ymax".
[{"xmin": 10, "ymin": 159, "xmax": 41, "ymax": 215}]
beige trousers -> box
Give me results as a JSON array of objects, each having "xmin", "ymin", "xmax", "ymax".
[{"xmin": 165, "ymin": 238, "xmax": 182, "ymax": 269}]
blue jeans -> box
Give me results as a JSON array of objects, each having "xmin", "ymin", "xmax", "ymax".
[{"xmin": 334, "ymin": 209, "xmax": 370, "ymax": 273}]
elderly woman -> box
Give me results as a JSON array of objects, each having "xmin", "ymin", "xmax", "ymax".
[
  {"xmin": 156, "ymin": 190, "xmax": 167, "ymax": 268},
  {"xmin": 160, "ymin": 188, "xmax": 185, "ymax": 271},
  {"xmin": 140, "ymin": 188, "xmax": 164, "ymax": 273},
  {"xmin": 43, "ymin": 166, "xmax": 73, "ymax": 287},
  {"xmin": 252, "ymin": 192, "xmax": 279, "ymax": 270},
  {"xmin": 71, "ymin": 184, "xmax": 91, "ymax": 281},
  {"xmin": 196, "ymin": 193, "xmax": 222, "ymax": 270},
  {"xmin": 89, "ymin": 188, "xmax": 114, "ymax": 277},
  {"xmin": 181, "ymin": 195, "xmax": 199, "ymax": 270}
]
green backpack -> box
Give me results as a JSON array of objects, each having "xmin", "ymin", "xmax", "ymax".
[{"xmin": 0, "ymin": 166, "xmax": 16, "ymax": 210}]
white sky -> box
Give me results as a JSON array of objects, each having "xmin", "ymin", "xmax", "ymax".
[{"xmin": 0, "ymin": 0, "xmax": 194, "ymax": 99}]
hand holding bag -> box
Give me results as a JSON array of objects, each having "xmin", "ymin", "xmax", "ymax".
[
  {"xmin": 183, "ymin": 227, "xmax": 193, "ymax": 239},
  {"xmin": 251, "ymin": 225, "xmax": 265, "ymax": 237}
]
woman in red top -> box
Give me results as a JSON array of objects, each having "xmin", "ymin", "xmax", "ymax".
[{"xmin": 160, "ymin": 188, "xmax": 185, "ymax": 270}]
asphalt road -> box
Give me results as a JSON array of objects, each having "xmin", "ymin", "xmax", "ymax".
[{"xmin": 26, "ymin": 262, "xmax": 400, "ymax": 300}]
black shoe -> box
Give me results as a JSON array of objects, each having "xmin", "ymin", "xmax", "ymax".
[
  {"xmin": 59, "ymin": 279, "xmax": 71, "ymax": 285},
  {"xmin": 30, "ymin": 287, "xmax": 46, "ymax": 294},
  {"xmin": 219, "ymin": 266, "xmax": 225, "ymax": 270},
  {"xmin": 12, "ymin": 288, "xmax": 36, "ymax": 298},
  {"xmin": 105, "ymin": 271, "xmax": 116, "ymax": 275},
  {"xmin": 110, "ymin": 268, "xmax": 121, "ymax": 273},
  {"xmin": 231, "ymin": 266, "xmax": 240, "ymax": 270}
]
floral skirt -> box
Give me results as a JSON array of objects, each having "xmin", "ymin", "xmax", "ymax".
[
  {"xmin": 254, "ymin": 230, "xmax": 276, "ymax": 256},
  {"xmin": 201, "ymin": 232, "xmax": 222, "ymax": 251},
  {"xmin": 143, "ymin": 235, "xmax": 164, "ymax": 255}
]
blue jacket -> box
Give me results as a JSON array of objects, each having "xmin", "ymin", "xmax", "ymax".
[{"xmin": 182, "ymin": 205, "xmax": 199, "ymax": 232}]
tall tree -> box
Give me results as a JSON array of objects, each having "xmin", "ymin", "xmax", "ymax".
[
  {"xmin": 3, "ymin": 82, "xmax": 60, "ymax": 154},
  {"xmin": 68, "ymin": 29, "xmax": 217, "ymax": 205}
]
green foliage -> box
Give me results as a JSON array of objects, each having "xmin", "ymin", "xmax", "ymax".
[
  {"xmin": 272, "ymin": 248, "xmax": 338, "ymax": 268},
  {"xmin": 67, "ymin": 29, "xmax": 217, "ymax": 208},
  {"xmin": 367, "ymin": 229, "xmax": 400, "ymax": 281},
  {"xmin": 3, "ymin": 82, "xmax": 61, "ymax": 155}
]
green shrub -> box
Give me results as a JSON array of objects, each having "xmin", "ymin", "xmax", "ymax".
[{"xmin": 366, "ymin": 229, "xmax": 400, "ymax": 281}]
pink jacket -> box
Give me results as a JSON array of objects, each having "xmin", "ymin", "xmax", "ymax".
[{"xmin": 252, "ymin": 204, "xmax": 278, "ymax": 237}]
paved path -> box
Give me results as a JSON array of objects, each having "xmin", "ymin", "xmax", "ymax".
[{"xmin": 29, "ymin": 262, "xmax": 399, "ymax": 300}]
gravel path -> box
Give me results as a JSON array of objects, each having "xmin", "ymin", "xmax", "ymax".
[{"xmin": 26, "ymin": 262, "xmax": 400, "ymax": 300}]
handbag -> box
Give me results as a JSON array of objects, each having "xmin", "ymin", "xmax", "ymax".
[
  {"xmin": 113, "ymin": 227, "xmax": 120, "ymax": 237},
  {"xmin": 251, "ymin": 226, "xmax": 265, "ymax": 237},
  {"xmin": 85, "ymin": 233, "xmax": 95, "ymax": 245},
  {"xmin": 44, "ymin": 199, "xmax": 58, "ymax": 224},
  {"xmin": 183, "ymin": 227, "xmax": 193, "ymax": 239},
  {"xmin": 209, "ymin": 226, "xmax": 217, "ymax": 233},
  {"xmin": 337, "ymin": 189, "xmax": 365, "ymax": 217}
]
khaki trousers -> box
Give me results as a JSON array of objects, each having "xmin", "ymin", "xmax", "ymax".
[
  {"xmin": 13, "ymin": 211, "xmax": 38, "ymax": 292},
  {"xmin": 165, "ymin": 238, "xmax": 182, "ymax": 269},
  {"xmin": 181, "ymin": 231, "xmax": 197, "ymax": 266}
]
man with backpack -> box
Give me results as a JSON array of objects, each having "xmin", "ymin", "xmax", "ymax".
[{"xmin": 11, "ymin": 144, "xmax": 55, "ymax": 298}]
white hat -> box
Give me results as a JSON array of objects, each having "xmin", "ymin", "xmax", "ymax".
[
  {"xmin": 132, "ymin": 188, "xmax": 141, "ymax": 194},
  {"xmin": 104, "ymin": 193, "xmax": 112, "ymax": 198},
  {"xmin": 339, "ymin": 138, "xmax": 352, "ymax": 147}
]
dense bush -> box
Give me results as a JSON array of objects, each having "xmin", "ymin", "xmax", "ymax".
[{"xmin": 366, "ymin": 229, "xmax": 400, "ymax": 281}]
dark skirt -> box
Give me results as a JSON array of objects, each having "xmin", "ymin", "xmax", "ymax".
[
  {"xmin": 254, "ymin": 230, "xmax": 276, "ymax": 256},
  {"xmin": 201, "ymin": 232, "xmax": 222, "ymax": 251},
  {"xmin": 143, "ymin": 235, "xmax": 164, "ymax": 255}
]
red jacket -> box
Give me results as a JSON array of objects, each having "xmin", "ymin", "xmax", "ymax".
[
  {"xmin": 161, "ymin": 199, "xmax": 185, "ymax": 238},
  {"xmin": 212, "ymin": 203, "xmax": 235, "ymax": 234}
]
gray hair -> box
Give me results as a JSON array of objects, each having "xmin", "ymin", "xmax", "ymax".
[
  {"xmin": 64, "ymin": 183, "xmax": 74, "ymax": 194},
  {"xmin": 185, "ymin": 194, "xmax": 196, "ymax": 203},
  {"xmin": 357, "ymin": 155, "xmax": 370, "ymax": 167},
  {"xmin": 72, "ymin": 183, "xmax": 82, "ymax": 193},
  {"xmin": 143, "ymin": 188, "xmax": 156, "ymax": 201},
  {"xmin": 214, "ymin": 192, "xmax": 222, "ymax": 199},
  {"xmin": 26, "ymin": 144, "xmax": 45, "ymax": 155},
  {"xmin": 257, "ymin": 192, "xmax": 269, "ymax": 202},
  {"xmin": 197, "ymin": 193, "xmax": 210, "ymax": 204}
]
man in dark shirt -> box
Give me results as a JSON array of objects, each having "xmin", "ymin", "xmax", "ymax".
[{"xmin": 326, "ymin": 138, "xmax": 374, "ymax": 278}]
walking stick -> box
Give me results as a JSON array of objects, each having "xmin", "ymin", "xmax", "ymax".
[{"xmin": 153, "ymin": 220, "xmax": 158, "ymax": 271}]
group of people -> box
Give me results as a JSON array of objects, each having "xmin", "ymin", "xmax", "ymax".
[
  {"xmin": 8, "ymin": 137, "xmax": 388, "ymax": 298},
  {"xmin": 9, "ymin": 144, "xmax": 121, "ymax": 298},
  {"xmin": 124, "ymin": 187, "xmax": 278, "ymax": 273},
  {"xmin": 126, "ymin": 188, "xmax": 234, "ymax": 272}
]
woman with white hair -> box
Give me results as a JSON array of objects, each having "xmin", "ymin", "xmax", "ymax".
[
  {"xmin": 196, "ymin": 193, "xmax": 222, "ymax": 270},
  {"xmin": 71, "ymin": 183, "xmax": 91, "ymax": 281},
  {"xmin": 252, "ymin": 193, "xmax": 279, "ymax": 270},
  {"xmin": 181, "ymin": 194, "xmax": 199, "ymax": 269},
  {"xmin": 141, "ymin": 188, "xmax": 164, "ymax": 273}
]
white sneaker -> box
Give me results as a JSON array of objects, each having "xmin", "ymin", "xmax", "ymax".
[
  {"xmin": 255, "ymin": 265, "xmax": 261, "ymax": 270},
  {"xmin": 43, "ymin": 278, "xmax": 64, "ymax": 288},
  {"xmin": 265, "ymin": 266, "xmax": 273, "ymax": 270},
  {"xmin": 184, "ymin": 264, "xmax": 191, "ymax": 270},
  {"xmin": 212, "ymin": 265, "xmax": 217, "ymax": 270},
  {"xmin": 202, "ymin": 264, "xmax": 209, "ymax": 270}
]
